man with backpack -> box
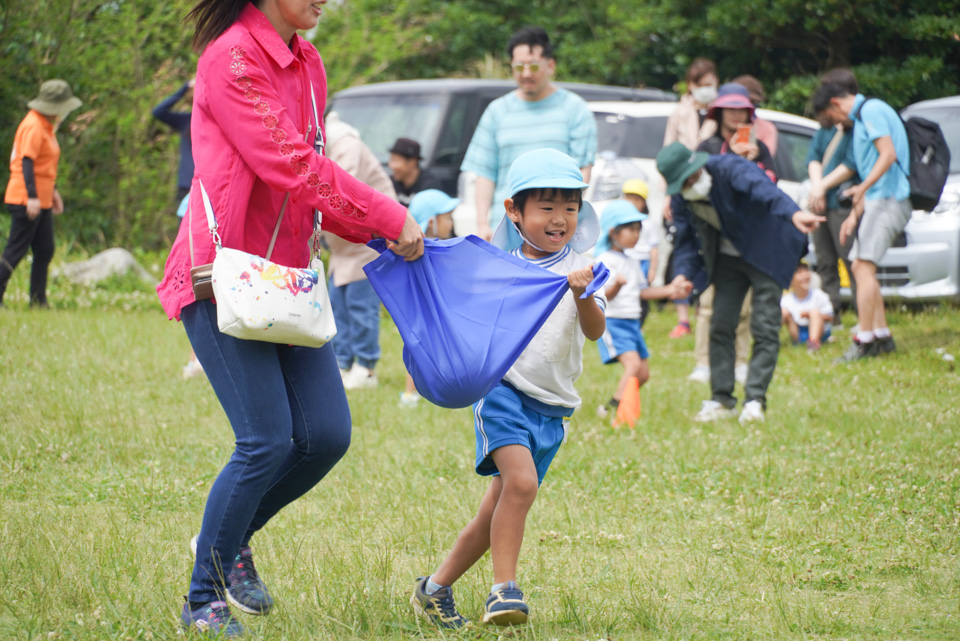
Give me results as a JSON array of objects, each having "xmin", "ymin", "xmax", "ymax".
[{"xmin": 813, "ymin": 84, "xmax": 913, "ymax": 362}]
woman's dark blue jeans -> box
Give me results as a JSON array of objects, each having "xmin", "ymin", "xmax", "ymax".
[{"xmin": 181, "ymin": 299, "xmax": 351, "ymax": 603}]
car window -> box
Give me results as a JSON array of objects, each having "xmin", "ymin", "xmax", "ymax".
[
  {"xmin": 433, "ymin": 94, "xmax": 471, "ymax": 168},
  {"xmin": 905, "ymin": 107, "xmax": 960, "ymax": 173},
  {"xmin": 773, "ymin": 126, "xmax": 813, "ymax": 183},
  {"xmin": 594, "ymin": 113, "xmax": 668, "ymax": 159},
  {"xmin": 328, "ymin": 93, "xmax": 449, "ymax": 164}
]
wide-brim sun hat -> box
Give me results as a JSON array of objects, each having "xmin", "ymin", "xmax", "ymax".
[
  {"xmin": 707, "ymin": 82, "xmax": 755, "ymax": 121},
  {"xmin": 408, "ymin": 189, "xmax": 460, "ymax": 232},
  {"xmin": 492, "ymin": 148, "xmax": 599, "ymax": 254},
  {"xmin": 28, "ymin": 79, "xmax": 82, "ymax": 118},
  {"xmin": 621, "ymin": 178, "xmax": 649, "ymax": 201},
  {"xmin": 594, "ymin": 199, "xmax": 648, "ymax": 256},
  {"xmin": 656, "ymin": 142, "xmax": 710, "ymax": 196}
]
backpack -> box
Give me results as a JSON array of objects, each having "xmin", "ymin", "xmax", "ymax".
[{"xmin": 854, "ymin": 98, "xmax": 951, "ymax": 212}]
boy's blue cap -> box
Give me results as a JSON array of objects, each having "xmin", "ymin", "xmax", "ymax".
[
  {"xmin": 594, "ymin": 200, "xmax": 648, "ymax": 256},
  {"xmin": 492, "ymin": 148, "xmax": 599, "ymax": 253},
  {"xmin": 408, "ymin": 189, "xmax": 460, "ymax": 232}
]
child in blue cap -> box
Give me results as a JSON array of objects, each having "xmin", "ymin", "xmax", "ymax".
[
  {"xmin": 593, "ymin": 200, "xmax": 692, "ymax": 421},
  {"xmin": 411, "ymin": 149, "xmax": 606, "ymax": 629},
  {"xmin": 399, "ymin": 189, "xmax": 460, "ymax": 406}
]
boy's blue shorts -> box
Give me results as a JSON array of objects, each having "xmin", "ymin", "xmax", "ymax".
[
  {"xmin": 598, "ymin": 317, "xmax": 649, "ymax": 363},
  {"xmin": 798, "ymin": 325, "xmax": 831, "ymax": 344},
  {"xmin": 473, "ymin": 383, "xmax": 567, "ymax": 485}
]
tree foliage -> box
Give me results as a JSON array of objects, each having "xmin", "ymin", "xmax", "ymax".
[{"xmin": 1, "ymin": 0, "xmax": 958, "ymax": 250}]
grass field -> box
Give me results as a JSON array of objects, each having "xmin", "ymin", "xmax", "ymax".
[{"xmin": 1, "ymin": 257, "xmax": 959, "ymax": 640}]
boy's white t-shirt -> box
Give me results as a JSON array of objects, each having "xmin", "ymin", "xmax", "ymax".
[
  {"xmin": 597, "ymin": 250, "xmax": 647, "ymax": 319},
  {"xmin": 504, "ymin": 245, "xmax": 606, "ymax": 411},
  {"xmin": 781, "ymin": 287, "xmax": 834, "ymax": 326}
]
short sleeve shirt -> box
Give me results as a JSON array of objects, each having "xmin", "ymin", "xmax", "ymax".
[
  {"xmin": 461, "ymin": 88, "xmax": 597, "ymax": 228},
  {"xmin": 597, "ymin": 249, "xmax": 648, "ymax": 319},
  {"xmin": 5, "ymin": 110, "xmax": 60, "ymax": 208},
  {"xmin": 851, "ymin": 94, "xmax": 910, "ymax": 202},
  {"xmin": 781, "ymin": 287, "xmax": 834, "ymax": 326},
  {"xmin": 805, "ymin": 125, "xmax": 857, "ymax": 209}
]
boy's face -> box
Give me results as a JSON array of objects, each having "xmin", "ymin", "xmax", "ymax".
[
  {"xmin": 505, "ymin": 190, "xmax": 580, "ymax": 258},
  {"xmin": 612, "ymin": 221, "xmax": 642, "ymax": 250},
  {"xmin": 623, "ymin": 193, "xmax": 647, "ymax": 212},
  {"xmin": 426, "ymin": 212, "xmax": 454, "ymax": 239},
  {"xmin": 791, "ymin": 267, "xmax": 811, "ymax": 293}
]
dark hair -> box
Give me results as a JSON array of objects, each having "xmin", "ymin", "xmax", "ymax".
[
  {"xmin": 812, "ymin": 83, "xmax": 851, "ymax": 115},
  {"xmin": 821, "ymin": 68, "xmax": 859, "ymax": 95},
  {"xmin": 506, "ymin": 26, "xmax": 554, "ymax": 60},
  {"xmin": 511, "ymin": 187, "xmax": 582, "ymax": 215},
  {"xmin": 795, "ymin": 261, "xmax": 810, "ymax": 271},
  {"xmin": 732, "ymin": 74, "xmax": 765, "ymax": 105},
  {"xmin": 188, "ymin": 0, "xmax": 249, "ymax": 52},
  {"xmin": 685, "ymin": 58, "xmax": 716, "ymax": 88}
]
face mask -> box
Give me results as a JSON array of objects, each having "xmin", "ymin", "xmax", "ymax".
[
  {"xmin": 681, "ymin": 170, "xmax": 713, "ymax": 201},
  {"xmin": 691, "ymin": 85, "xmax": 718, "ymax": 106}
]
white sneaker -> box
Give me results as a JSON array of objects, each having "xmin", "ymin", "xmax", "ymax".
[
  {"xmin": 739, "ymin": 400, "xmax": 765, "ymax": 424},
  {"xmin": 343, "ymin": 364, "xmax": 377, "ymax": 390},
  {"xmin": 735, "ymin": 363, "xmax": 749, "ymax": 385},
  {"xmin": 596, "ymin": 404, "xmax": 610, "ymax": 419},
  {"xmin": 398, "ymin": 392, "xmax": 420, "ymax": 408},
  {"xmin": 182, "ymin": 359, "xmax": 204, "ymax": 380},
  {"xmin": 694, "ymin": 400, "xmax": 738, "ymax": 422},
  {"xmin": 687, "ymin": 365, "xmax": 710, "ymax": 384}
]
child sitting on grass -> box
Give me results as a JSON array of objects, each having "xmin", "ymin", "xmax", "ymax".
[
  {"xmin": 781, "ymin": 262, "xmax": 834, "ymax": 353},
  {"xmin": 398, "ymin": 189, "xmax": 459, "ymax": 407},
  {"xmin": 594, "ymin": 200, "xmax": 692, "ymax": 420},
  {"xmin": 410, "ymin": 149, "xmax": 606, "ymax": 629}
]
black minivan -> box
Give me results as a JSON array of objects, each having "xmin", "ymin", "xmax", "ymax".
[{"xmin": 326, "ymin": 79, "xmax": 675, "ymax": 196}]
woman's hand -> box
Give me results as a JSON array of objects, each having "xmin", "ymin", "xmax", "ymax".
[
  {"xmin": 730, "ymin": 140, "xmax": 759, "ymax": 161},
  {"xmin": 52, "ymin": 190, "xmax": 64, "ymax": 215},
  {"xmin": 386, "ymin": 211, "xmax": 425, "ymax": 261}
]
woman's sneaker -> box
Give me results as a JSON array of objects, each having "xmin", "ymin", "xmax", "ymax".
[
  {"xmin": 410, "ymin": 576, "xmax": 469, "ymax": 630},
  {"xmin": 482, "ymin": 581, "xmax": 529, "ymax": 626},
  {"xmin": 180, "ymin": 600, "xmax": 244, "ymax": 638},
  {"xmin": 227, "ymin": 547, "xmax": 274, "ymax": 615}
]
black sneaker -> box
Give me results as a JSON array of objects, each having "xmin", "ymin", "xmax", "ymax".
[
  {"xmin": 410, "ymin": 576, "xmax": 470, "ymax": 630},
  {"xmin": 227, "ymin": 547, "xmax": 274, "ymax": 615},
  {"xmin": 875, "ymin": 335, "xmax": 897, "ymax": 354},
  {"xmin": 180, "ymin": 600, "xmax": 245, "ymax": 638},
  {"xmin": 834, "ymin": 338, "xmax": 879, "ymax": 363}
]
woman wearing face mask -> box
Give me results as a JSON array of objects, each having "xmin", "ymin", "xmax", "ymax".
[{"xmin": 661, "ymin": 57, "xmax": 718, "ymax": 338}]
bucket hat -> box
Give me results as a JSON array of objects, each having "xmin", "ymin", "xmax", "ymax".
[
  {"xmin": 28, "ymin": 80, "xmax": 82, "ymax": 118},
  {"xmin": 621, "ymin": 178, "xmax": 649, "ymax": 201},
  {"xmin": 388, "ymin": 137, "xmax": 422, "ymax": 159},
  {"xmin": 594, "ymin": 200, "xmax": 648, "ymax": 256},
  {"xmin": 408, "ymin": 189, "xmax": 460, "ymax": 232},
  {"xmin": 707, "ymin": 83, "xmax": 755, "ymax": 121},
  {"xmin": 491, "ymin": 148, "xmax": 599, "ymax": 253},
  {"xmin": 656, "ymin": 142, "xmax": 710, "ymax": 196}
]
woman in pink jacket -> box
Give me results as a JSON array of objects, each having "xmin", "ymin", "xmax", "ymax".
[{"xmin": 157, "ymin": 0, "xmax": 423, "ymax": 636}]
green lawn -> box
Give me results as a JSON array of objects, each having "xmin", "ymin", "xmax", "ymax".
[{"xmin": 1, "ymin": 265, "xmax": 958, "ymax": 640}]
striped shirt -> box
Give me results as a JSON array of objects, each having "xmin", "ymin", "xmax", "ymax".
[{"xmin": 461, "ymin": 88, "xmax": 597, "ymax": 228}]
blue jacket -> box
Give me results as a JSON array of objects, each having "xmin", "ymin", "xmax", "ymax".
[
  {"xmin": 671, "ymin": 154, "xmax": 806, "ymax": 291},
  {"xmin": 152, "ymin": 82, "xmax": 194, "ymax": 190}
]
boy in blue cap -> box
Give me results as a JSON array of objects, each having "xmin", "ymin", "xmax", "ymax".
[
  {"xmin": 399, "ymin": 189, "xmax": 461, "ymax": 406},
  {"xmin": 594, "ymin": 200, "xmax": 692, "ymax": 420},
  {"xmin": 411, "ymin": 149, "xmax": 606, "ymax": 628}
]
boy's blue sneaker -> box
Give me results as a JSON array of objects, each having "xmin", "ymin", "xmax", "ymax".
[
  {"xmin": 180, "ymin": 600, "xmax": 244, "ymax": 638},
  {"xmin": 482, "ymin": 581, "xmax": 529, "ymax": 626},
  {"xmin": 410, "ymin": 576, "xmax": 470, "ymax": 630},
  {"xmin": 227, "ymin": 547, "xmax": 274, "ymax": 615}
]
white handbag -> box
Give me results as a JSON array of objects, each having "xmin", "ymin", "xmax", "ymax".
[{"xmin": 197, "ymin": 84, "xmax": 337, "ymax": 348}]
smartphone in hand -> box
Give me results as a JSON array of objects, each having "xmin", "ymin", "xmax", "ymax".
[{"xmin": 735, "ymin": 123, "xmax": 754, "ymax": 146}]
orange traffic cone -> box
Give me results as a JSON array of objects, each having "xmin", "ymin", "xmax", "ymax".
[{"xmin": 613, "ymin": 376, "xmax": 641, "ymax": 429}]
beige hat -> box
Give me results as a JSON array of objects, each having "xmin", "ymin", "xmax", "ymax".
[{"xmin": 28, "ymin": 79, "xmax": 82, "ymax": 118}]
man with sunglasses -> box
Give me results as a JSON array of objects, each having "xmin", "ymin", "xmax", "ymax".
[{"xmin": 461, "ymin": 26, "xmax": 597, "ymax": 241}]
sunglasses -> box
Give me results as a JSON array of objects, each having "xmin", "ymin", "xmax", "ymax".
[{"xmin": 511, "ymin": 61, "xmax": 544, "ymax": 74}]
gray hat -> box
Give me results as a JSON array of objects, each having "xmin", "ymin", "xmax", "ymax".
[{"xmin": 28, "ymin": 80, "xmax": 82, "ymax": 118}]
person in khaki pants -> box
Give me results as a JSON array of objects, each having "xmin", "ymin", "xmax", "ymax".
[{"xmin": 689, "ymin": 285, "xmax": 751, "ymax": 384}]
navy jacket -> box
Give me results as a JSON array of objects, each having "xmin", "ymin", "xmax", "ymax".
[
  {"xmin": 671, "ymin": 154, "xmax": 806, "ymax": 291},
  {"xmin": 152, "ymin": 83, "xmax": 194, "ymax": 190}
]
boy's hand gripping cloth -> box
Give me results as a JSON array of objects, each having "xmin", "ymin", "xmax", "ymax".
[{"xmin": 364, "ymin": 236, "xmax": 609, "ymax": 408}]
